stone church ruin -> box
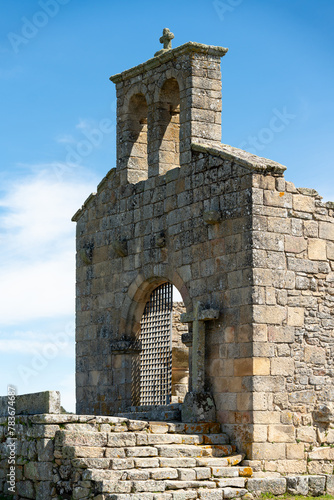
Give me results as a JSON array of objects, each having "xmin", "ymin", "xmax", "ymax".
[
  {"xmin": 1, "ymin": 29, "xmax": 334, "ymax": 499},
  {"xmin": 73, "ymin": 27, "xmax": 334, "ymax": 464}
]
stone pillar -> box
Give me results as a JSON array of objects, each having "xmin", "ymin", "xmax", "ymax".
[
  {"xmin": 180, "ymin": 303, "xmax": 219, "ymax": 422},
  {"xmin": 180, "ymin": 51, "xmax": 223, "ymax": 165},
  {"xmin": 110, "ymin": 340, "xmax": 142, "ymax": 411}
]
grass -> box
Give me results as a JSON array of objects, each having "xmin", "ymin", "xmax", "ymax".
[{"xmin": 261, "ymin": 495, "xmax": 334, "ymax": 500}]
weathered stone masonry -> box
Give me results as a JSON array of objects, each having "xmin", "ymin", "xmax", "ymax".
[
  {"xmin": 73, "ymin": 40, "xmax": 228, "ymax": 418},
  {"xmin": 72, "ymin": 33, "xmax": 334, "ymax": 473},
  {"xmin": 1, "ymin": 31, "xmax": 334, "ymax": 500},
  {"xmin": 2, "ymin": 392, "xmax": 334, "ymax": 498}
]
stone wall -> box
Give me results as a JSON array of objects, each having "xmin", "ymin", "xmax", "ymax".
[
  {"xmin": 73, "ymin": 144, "xmax": 256, "ymax": 418},
  {"xmin": 245, "ymin": 174, "xmax": 334, "ymax": 471},
  {"xmin": 205, "ymin": 159, "xmax": 334, "ymax": 470}
]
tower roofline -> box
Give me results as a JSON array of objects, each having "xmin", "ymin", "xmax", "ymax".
[{"xmin": 109, "ymin": 41, "xmax": 228, "ymax": 84}]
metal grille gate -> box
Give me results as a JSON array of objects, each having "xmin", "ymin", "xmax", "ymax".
[{"xmin": 139, "ymin": 283, "xmax": 173, "ymax": 406}]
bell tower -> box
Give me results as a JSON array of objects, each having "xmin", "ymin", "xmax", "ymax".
[{"xmin": 110, "ymin": 29, "xmax": 228, "ymax": 184}]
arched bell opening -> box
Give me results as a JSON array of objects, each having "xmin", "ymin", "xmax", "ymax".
[
  {"xmin": 123, "ymin": 92, "xmax": 149, "ymax": 183},
  {"xmin": 152, "ymin": 78, "xmax": 181, "ymax": 176},
  {"xmin": 132, "ymin": 282, "xmax": 189, "ymax": 407}
]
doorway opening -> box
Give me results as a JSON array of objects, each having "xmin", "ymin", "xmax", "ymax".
[{"xmin": 136, "ymin": 283, "xmax": 189, "ymax": 406}]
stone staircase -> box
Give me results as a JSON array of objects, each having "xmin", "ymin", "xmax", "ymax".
[{"xmin": 54, "ymin": 418, "xmax": 252, "ymax": 499}]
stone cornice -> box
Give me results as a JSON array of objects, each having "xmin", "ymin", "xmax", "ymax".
[
  {"xmin": 191, "ymin": 143, "xmax": 287, "ymax": 174},
  {"xmin": 110, "ymin": 42, "xmax": 228, "ymax": 83}
]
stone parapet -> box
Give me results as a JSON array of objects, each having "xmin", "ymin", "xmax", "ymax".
[{"xmin": 0, "ymin": 391, "xmax": 60, "ymax": 417}]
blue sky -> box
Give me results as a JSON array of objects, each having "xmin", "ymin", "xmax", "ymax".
[{"xmin": 0, "ymin": 0, "xmax": 333, "ymax": 412}]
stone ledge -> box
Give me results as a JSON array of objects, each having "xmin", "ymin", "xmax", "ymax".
[
  {"xmin": 191, "ymin": 142, "xmax": 286, "ymax": 174},
  {"xmin": 72, "ymin": 191, "xmax": 97, "ymax": 222},
  {"xmin": 297, "ymin": 187, "xmax": 322, "ymax": 198},
  {"xmin": 110, "ymin": 42, "xmax": 228, "ymax": 83},
  {"xmin": 72, "ymin": 167, "xmax": 117, "ymax": 222}
]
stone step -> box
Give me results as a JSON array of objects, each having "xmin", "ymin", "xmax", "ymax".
[
  {"xmin": 57, "ymin": 430, "xmax": 229, "ymax": 449},
  {"xmin": 153, "ymin": 444, "xmax": 235, "ymax": 458},
  {"xmin": 116, "ymin": 410, "xmax": 181, "ymax": 421},
  {"xmin": 55, "ymin": 419, "xmax": 223, "ymax": 436},
  {"xmin": 94, "ymin": 492, "xmax": 199, "ymax": 500},
  {"xmin": 93, "ymin": 486, "xmax": 249, "ymax": 499},
  {"xmin": 84, "ymin": 464, "xmax": 253, "ymax": 482},
  {"xmin": 116, "ymin": 404, "xmax": 182, "ymax": 423},
  {"xmin": 94, "ymin": 492, "xmax": 209, "ymax": 500},
  {"xmin": 58, "ymin": 437, "xmax": 233, "ymax": 463},
  {"xmin": 73, "ymin": 453, "xmax": 245, "ymax": 470},
  {"xmin": 166, "ymin": 481, "xmax": 217, "ymax": 491},
  {"xmin": 196, "ymin": 454, "xmax": 245, "ymax": 467},
  {"xmin": 28, "ymin": 414, "xmax": 224, "ymax": 435},
  {"xmin": 139, "ymin": 432, "xmax": 229, "ymax": 445},
  {"xmin": 144, "ymin": 433, "xmax": 201, "ymax": 445},
  {"xmin": 149, "ymin": 421, "xmax": 223, "ymax": 435},
  {"xmin": 211, "ymin": 466, "xmax": 253, "ymax": 478},
  {"xmin": 66, "ymin": 443, "xmax": 235, "ymax": 460},
  {"xmin": 56, "ymin": 427, "xmax": 231, "ymax": 464},
  {"xmin": 130, "ymin": 403, "xmax": 181, "ymax": 412},
  {"xmin": 97, "ymin": 479, "xmax": 217, "ymax": 494}
]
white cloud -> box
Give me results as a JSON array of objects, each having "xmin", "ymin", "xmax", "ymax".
[
  {"xmin": 0, "ymin": 168, "xmax": 97, "ymax": 326},
  {"xmin": 0, "ymin": 326, "xmax": 75, "ymax": 355},
  {"xmin": 56, "ymin": 134, "xmax": 76, "ymax": 144},
  {"xmin": 0, "ymin": 165, "xmax": 97, "ymax": 410},
  {"xmin": 57, "ymin": 373, "xmax": 76, "ymax": 413},
  {"xmin": 76, "ymin": 118, "xmax": 96, "ymax": 131},
  {"xmin": 56, "ymin": 119, "xmax": 103, "ymax": 145}
]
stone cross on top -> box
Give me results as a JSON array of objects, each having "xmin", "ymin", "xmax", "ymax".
[
  {"xmin": 160, "ymin": 28, "xmax": 174, "ymax": 50},
  {"xmin": 154, "ymin": 28, "xmax": 175, "ymax": 57}
]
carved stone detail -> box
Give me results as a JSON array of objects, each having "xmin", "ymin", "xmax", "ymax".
[{"xmin": 110, "ymin": 340, "xmax": 142, "ymax": 354}]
